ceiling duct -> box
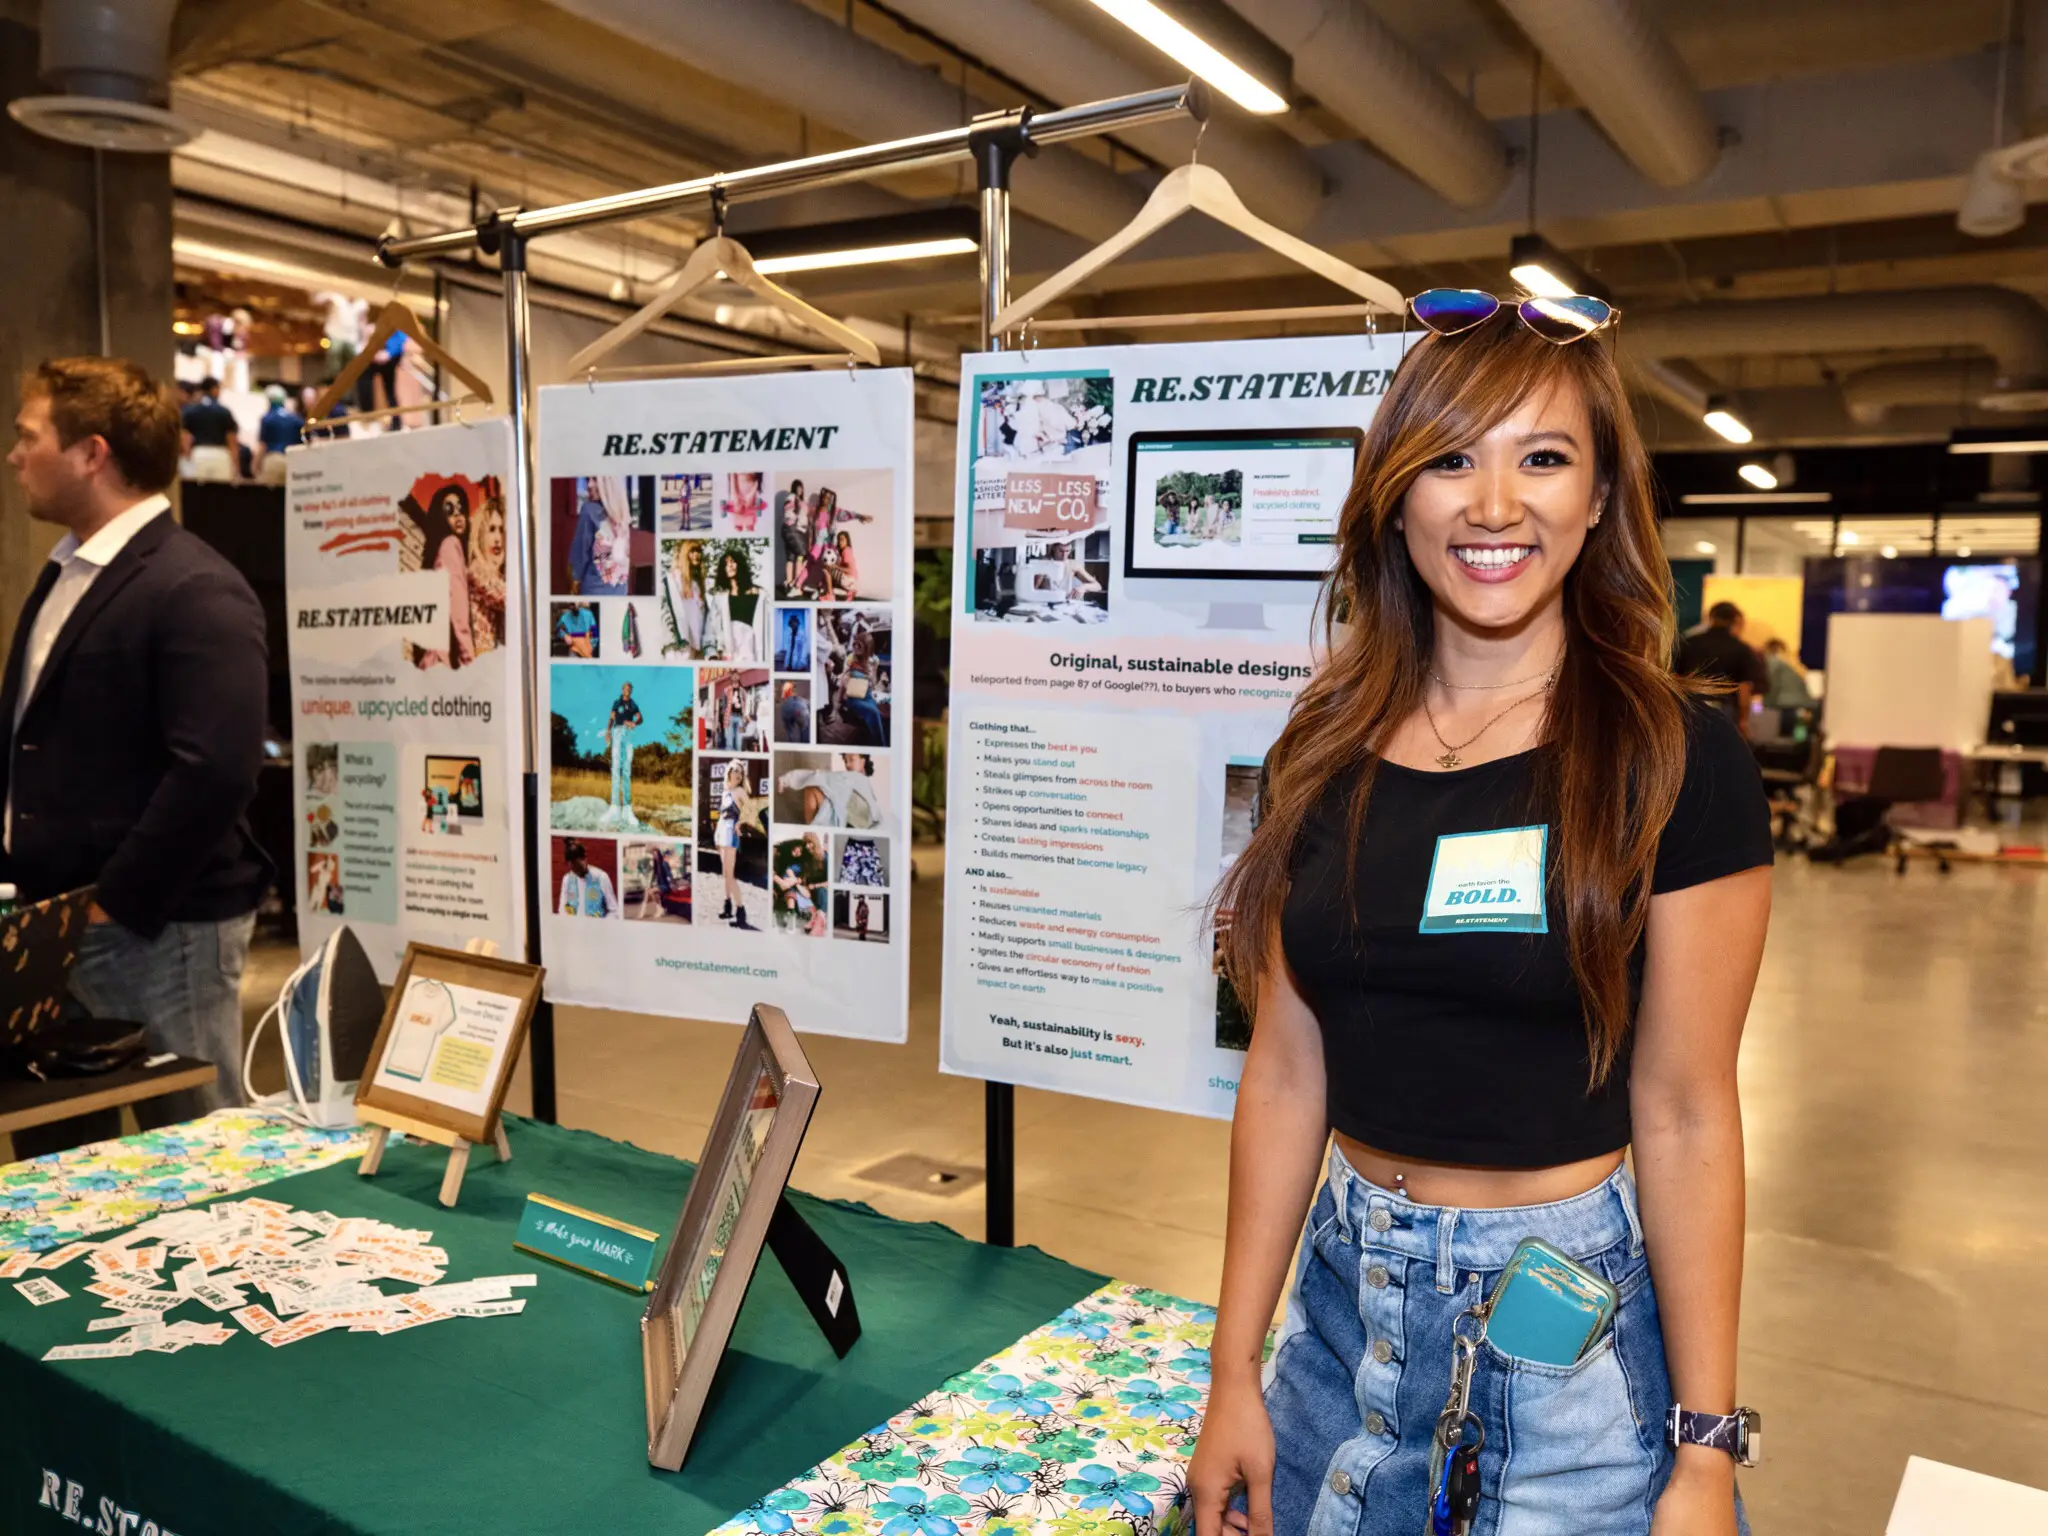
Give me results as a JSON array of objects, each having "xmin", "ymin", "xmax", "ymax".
[
  {"xmin": 882, "ymin": 0, "xmax": 1324, "ymax": 232},
  {"xmin": 7, "ymin": 0, "xmax": 194, "ymax": 152},
  {"xmin": 1840, "ymin": 359, "xmax": 2009, "ymax": 425},
  {"xmin": 1223, "ymin": 0, "xmax": 1507, "ymax": 206},
  {"xmin": 1495, "ymin": 0, "xmax": 1718, "ymax": 187},
  {"xmin": 1625, "ymin": 288, "xmax": 2048, "ymax": 394},
  {"xmin": 542, "ymin": 0, "xmax": 1146, "ymax": 243}
]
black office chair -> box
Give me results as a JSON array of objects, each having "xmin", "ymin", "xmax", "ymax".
[
  {"xmin": 1807, "ymin": 745, "xmax": 1949, "ymax": 868},
  {"xmin": 1754, "ymin": 712, "xmax": 1824, "ymax": 853}
]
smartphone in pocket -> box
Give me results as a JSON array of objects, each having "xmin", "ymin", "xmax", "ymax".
[{"xmin": 1483, "ymin": 1237, "xmax": 1620, "ymax": 1367}]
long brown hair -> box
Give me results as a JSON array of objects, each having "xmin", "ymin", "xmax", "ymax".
[{"xmin": 1216, "ymin": 317, "xmax": 1691, "ymax": 1083}]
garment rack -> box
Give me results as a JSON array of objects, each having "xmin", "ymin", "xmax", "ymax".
[{"xmin": 377, "ymin": 81, "xmax": 1208, "ymax": 1249}]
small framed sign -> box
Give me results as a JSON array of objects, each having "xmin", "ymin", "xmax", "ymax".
[
  {"xmin": 354, "ymin": 942, "xmax": 543, "ymax": 1204},
  {"xmin": 515, "ymin": 1194, "xmax": 660, "ymax": 1292},
  {"xmin": 641, "ymin": 1003, "xmax": 827, "ymax": 1471}
]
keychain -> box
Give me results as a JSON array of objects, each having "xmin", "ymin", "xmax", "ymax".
[{"xmin": 1426, "ymin": 1314, "xmax": 1488, "ymax": 1536}]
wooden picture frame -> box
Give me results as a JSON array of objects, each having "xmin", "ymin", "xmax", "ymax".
[
  {"xmin": 640, "ymin": 1003, "xmax": 820, "ymax": 1471},
  {"xmin": 353, "ymin": 943, "xmax": 544, "ymax": 1204}
]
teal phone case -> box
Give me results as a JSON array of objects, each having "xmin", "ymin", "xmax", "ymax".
[{"xmin": 1483, "ymin": 1238, "xmax": 1619, "ymax": 1367}]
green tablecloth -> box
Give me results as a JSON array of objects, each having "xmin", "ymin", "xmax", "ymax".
[{"xmin": 2, "ymin": 1117, "xmax": 1106, "ymax": 1536}]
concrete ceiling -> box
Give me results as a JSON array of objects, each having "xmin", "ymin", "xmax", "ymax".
[{"xmin": 88, "ymin": 0, "xmax": 2048, "ymax": 444}]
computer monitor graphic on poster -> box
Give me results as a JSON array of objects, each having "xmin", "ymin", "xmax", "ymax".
[{"xmin": 1123, "ymin": 427, "xmax": 1362, "ymax": 630}]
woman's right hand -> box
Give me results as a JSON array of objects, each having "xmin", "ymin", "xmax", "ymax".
[{"xmin": 1190, "ymin": 1376, "xmax": 1275, "ymax": 1536}]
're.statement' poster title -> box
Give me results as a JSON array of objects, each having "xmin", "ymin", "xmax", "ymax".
[
  {"xmin": 535, "ymin": 369, "xmax": 913, "ymax": 1043},
  {"xmin": 286, "ymin": 418, "xmax": 526, "ymax": 979},
  {"xmin": 940, "ymin": 334, "xmax": 1410, "ymax": 1117}
]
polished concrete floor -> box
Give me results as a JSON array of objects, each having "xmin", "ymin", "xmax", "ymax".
[{"xmin": 203, "ymin": 845, "xmax": 2048, "ymax": 1528}]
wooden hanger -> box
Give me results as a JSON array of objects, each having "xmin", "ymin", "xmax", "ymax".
[
  {"xmin": 1022, "ymin": 302, "xmax": 1383, "ymax": 334},
  {"xmin": 565, "ymin": 235, "xmax": 882, "ymax": 380},
  {"xmin": 993, "ymin": 162, "xmax": 1404, "ymax": 336},
  {"xmin": 309, "ymin": 299, "xmax": 494, "ymax": 423}
]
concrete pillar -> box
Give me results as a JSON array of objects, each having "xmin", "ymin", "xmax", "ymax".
[
  {"xmin": 0, "ymin": 16, "xmax": 175, "ymax": 635},
  {"xmin": 2026, "ymin": 0, "xmax": 2048, "ymax": 138}
]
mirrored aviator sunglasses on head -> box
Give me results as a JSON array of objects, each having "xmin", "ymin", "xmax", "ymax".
[{"xmin": 1408, "ymin": 288, "xmax": 1618, "ymax": 344}]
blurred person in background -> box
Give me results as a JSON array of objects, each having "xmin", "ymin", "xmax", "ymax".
[
  {"xmin": 1675, "ymin": 601, "xmax": 1767, "ymax": 724},
  {"xmin": 180, "ymin": 376, "xmax": 239, "ymax": 482},
  {"xmin": 254, "ymin": 384, "xmax": 304, "ymax": 483},
  {"xmin": 3, "ymin": 357, "xmax": 272, "ymax": 1140}
]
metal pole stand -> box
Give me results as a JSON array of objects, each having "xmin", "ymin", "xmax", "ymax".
[
  {"xmin": 970, "ymin": 109, "xmax": 1035, "ymax": 1249},
  {"xmin": 482, "ymin": 210, "xmax": 558, "ymax": 1126}
]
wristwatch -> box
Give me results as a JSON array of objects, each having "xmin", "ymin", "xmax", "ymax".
[{"xmin": 1667, "ymin": 1404, "xmax": 1761, "ymax": 1468}]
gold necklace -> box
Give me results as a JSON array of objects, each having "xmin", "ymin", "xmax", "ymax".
[
  {"xmin": 1420, "ymin": 669, "xmax": 1557, "ymax": 769},
  {"xmin": 1428, "ymin": 663, "xmax": 1554, "ymax": 691}
]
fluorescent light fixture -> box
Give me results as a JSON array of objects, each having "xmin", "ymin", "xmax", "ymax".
[
  {"xmin": 1510, "ymin": 261, "xmax": 1574, "ymax": 299},
  {"xmin": 1679, "ymin": 491, "xmax": 1833, "ymax": 505},
  {"xmin": 1508, "ymin": 233, "xmax": 1586, "ymax": 299},
  {"xmin": 1702, "ymin": 408, "xmax": 1753, "ymax": 445},
  {"xmin": 754, "ymin": 236, "xmax": 976, "ymax": 275},
  {"xmin": 734, "ymin": 208, "xmax": 978, "ymax": 280},
  {"xmin": 1737, "ymin": 462, "xmax": 1778, "ymax": 490},
  {"xmin": 1948, "ymin": 438, "xmax": 2048, "ymax": 454},
  {"xmin": 1084, "ymin": 0, "xmax": 1288, "ymax": 113},
  {"xmin": 1839, "ymin": 529, "xmax": 1860, "ymax": 545},
  {"xmin": 1694, "ymin": 540, "xmax": 1717, "ymax": 554}
]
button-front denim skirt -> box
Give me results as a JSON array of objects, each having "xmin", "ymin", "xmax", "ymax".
[{"xmin": 1261, "ymin": 1146, "xmax": 1749, "ymax": 1536}]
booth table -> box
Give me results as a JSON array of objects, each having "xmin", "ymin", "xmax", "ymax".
[{"xmin": 0, "ymin": 1114, "xmax": 1211, "ymax": 1536}]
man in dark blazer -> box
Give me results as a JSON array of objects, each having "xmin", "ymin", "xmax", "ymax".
[{"xmin": 3, "ymin": 357, "xmax": 272, "ymax": 1128}]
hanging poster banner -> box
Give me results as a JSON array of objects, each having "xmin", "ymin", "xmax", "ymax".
[
  {"xmin": 939, "ymin": 334, "xmax": 1410, "ymax": 1117},
  {"xmin": 286, "ymin": 417, "xmax": 526, "ymax": 978},
  {"xmin": 534, "ymin": 370, "xmax": 914, "ymax": 1043}
]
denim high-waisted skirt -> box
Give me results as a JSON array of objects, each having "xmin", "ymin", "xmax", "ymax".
[{"xmin": 1261, "ymin": 1146, "xmax": 1749, "ymax": 1536}]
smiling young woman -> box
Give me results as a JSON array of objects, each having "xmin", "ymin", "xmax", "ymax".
[{"xmin": 1189, "ymin": 313, "xmax": 1773, "ymax": 1536}]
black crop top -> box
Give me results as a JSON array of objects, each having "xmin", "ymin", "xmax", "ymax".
[{"xmin": 1279, "ymin": 703, "xmax": 1773, "ymax": 1167}]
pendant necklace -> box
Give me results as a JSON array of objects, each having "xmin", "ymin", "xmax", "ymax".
[{"xmin": 1421, "ymin": 666, "xmax": 1558, "ymax": 770}]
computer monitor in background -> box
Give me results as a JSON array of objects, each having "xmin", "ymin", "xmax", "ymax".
[
  {"xmin": 1940, "ymin": 563, "xmax": 2022, "ymax": 660},
  {"xmin": 1123, "ymin": 427, "xmax": 1362, "ymax": 630},
  {"xmin": 1800, "ymin": 555, "xmax": 2041, "ymax": 677}
]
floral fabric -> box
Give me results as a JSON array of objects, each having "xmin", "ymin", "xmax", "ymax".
[
  {"xmin": 710, "ymin": 1283, "xmax": 1215, "ymax": 1536},
  {"xmin": 3, "ymin": 1123, "xmax": 1216, "ymax": 1536},
  {"xmin": 0, "ymin": 1111, "xmax": 366, "ymax": 1256}
]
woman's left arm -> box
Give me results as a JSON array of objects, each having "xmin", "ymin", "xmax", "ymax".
[{"xmin": 1631, "ymin": 864, "xmax": 1771, "ymax": 1532}]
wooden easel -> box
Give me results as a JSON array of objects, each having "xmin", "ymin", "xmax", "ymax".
[
  {"xmin": 355, "ymin": 938, "xmax": 519, "ymax": 1208},
  {"xmin": 357, "ymin": 1103, "xmax": 513, "ymax": 1208}
]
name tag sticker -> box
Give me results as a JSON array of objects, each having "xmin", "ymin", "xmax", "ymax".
[{"xmin": 1419, "ymin": 825, "xmax": 1548, "ymax": 934}]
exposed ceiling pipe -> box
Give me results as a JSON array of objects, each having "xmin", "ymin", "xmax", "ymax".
[
  {"xmin": 173, "ymin": 130, "xmax": 685, "ymax": 296},
  {"xmin": 1495, "ymin": 0, "xmax": 1719, "ymax": 187},
  {"xmin": 9, "ymin": 0, "xmax": 194, "ymax": 150},
  {"xmin": 1624, "ymin": 288, "xmax": 2048, "ymax": 391},
  {"xmin": 1630, "ymin": 356, "xmax": 1714, "ymax": 416},
  {"xmin": 1221, "ymin": 0, "xmax": 1508, "ymax": 207},
  {"xmin": 542, "ymin": 0, "xmax": 1146, "ymax": 243},
  {"xmin": 39, "ymin": 0, "xmax": 177, "ymax": 104},
  {"xmin": 1840, "ymin": 359, "xmax": 2000, "ymax": 424},
  {"xmin": 882, "ymin": 0, "xmax": 1323, "ymax": 231}
]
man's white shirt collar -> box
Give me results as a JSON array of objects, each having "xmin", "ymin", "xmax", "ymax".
[{"xmin": 51, "ymin": 494, "xmax": 170, "ymax": 569}]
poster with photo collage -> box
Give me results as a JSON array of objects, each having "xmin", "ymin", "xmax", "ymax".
[
  {"xmin": 940, "ymin": 334, "xmax": 1412, "ymax": 1116},
  {"xmin": 535, "ymin": 370, "xmax": 913, "ymax": 1042},
  {"xmin": 285, "ymin": 417, "xmax": 525, "ymax": 980}
]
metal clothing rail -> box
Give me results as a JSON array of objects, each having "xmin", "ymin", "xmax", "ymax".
[{"xmin": 376, "ymin": 81, "xmax": 1206, "ymax": 1247}]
